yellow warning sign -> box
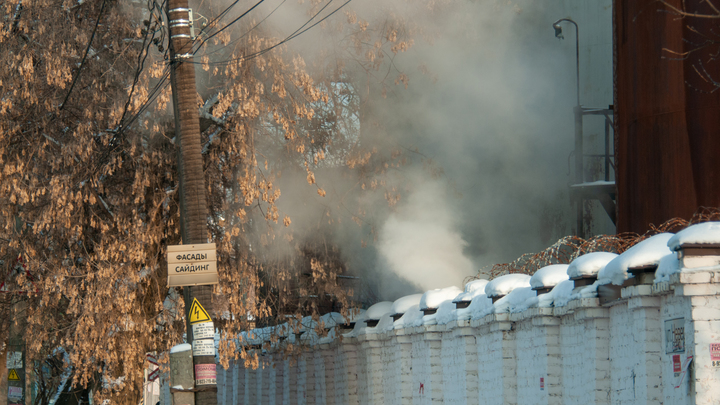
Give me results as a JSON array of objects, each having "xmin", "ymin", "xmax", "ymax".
[
  {"xmin": 189, "ymin": 298, "xmax": 211, "ymax": 324},
  {"xmin": 8, "ymin": 369, "xmax": 20, "ymax": 381}
]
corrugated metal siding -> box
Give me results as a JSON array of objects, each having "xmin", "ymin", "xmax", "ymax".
[{"xmin": 615, "ymin": 0, "xmax": 720, "ymax": 233}]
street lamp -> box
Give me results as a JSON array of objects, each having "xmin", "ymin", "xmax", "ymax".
[{"xmin": 552, "ymin": 18, "xmax": 580, "ymax": 106}]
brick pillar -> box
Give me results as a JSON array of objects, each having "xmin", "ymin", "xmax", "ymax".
[
  {"xmin": 320, "ymin": 344, "xmax": 335, "ymax": 405},
  {"xmin": 673, "ymin": 270, "xmax": 720, "ymax": 405},
  {"xmin": 558, "ymin": 299, "xmax": 610, "ymax": 405},
  {"xmin": 338, "ymin": 340, "xmax": 359, "ymax": 405},
  {"xmin": 474, "ymin": 313, "xmax": 516, "ymax": 405},
  {"xmin": 358, "ymin": 333, "xmax": 384, "ymax": 404}
]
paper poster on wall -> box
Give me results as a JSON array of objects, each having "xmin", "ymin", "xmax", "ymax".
[
  {"xmin": 664, "ymin": 318, "xmax": 685, "ymax": 354},
  {"xmin": 6, "ymin": 351, "xmax": 22, "ymax": 369},
  {"xmin": 672, "ymin": 354, "xmax": 681, "ymax": 377},
  {"xmin": 192, "ymin": 339, "xmax": 215, "ymax": 356},
  {"xmin": 710, "ymin": 343, "xmax": 720, "ymax": 367},
  {"xmin": 195, "ymin": 363, "xmax": 217, "ymax": 385}
]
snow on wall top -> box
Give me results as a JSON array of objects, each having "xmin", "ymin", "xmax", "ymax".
[
  {"xmin": 530, "ymin": 264, "xmax": 569, "ymax": 289},
  {"xmin": 567, "ymin": 252, "xmax": 618, "ymax": 279},
  {"xmin": 667, "ymin": 221, "xmax": 720, "ymax": 251},
  {"xmin": 386, "ymin": 304, "xmax": 423, "ymax": 331},
  {"xmin": 458, "ymin": 293, "xmax": 492, "ymax": 320},
  {"xmin": 599, "ymin": 233, "xmax": 674, "ymax": 285},
  {"xmin": 365, "ymin": 301, "xmax": 393, "ymax": 320},
  {"xmin": 654, "ymin": 253, "xmax": 680, "ymax": 283},
  {"xmin": 419, "ymin": 286, "xmax": 462, "ymax": 310},
  {"xmin": 484, "ymin": 274, "xmax": 531, "ymax": 297},
  {"xmin": 170, "ymin": 343, "xmax": 191, "ymax": 354},
  {"xmin": 390, "ymin": 294, "xmax": 423, "ymax": 315},
  {"xmin": 496, "ymin": 286, "xmax": 536, "ymax": 314},
  {"xmin": 453, "ymin": 279, "xmax": 489, "ymax": 303}
]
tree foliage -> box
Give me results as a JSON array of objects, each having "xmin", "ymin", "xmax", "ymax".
[{"xmin": 0, "ymin": 0, "xmax": 433, "ymax": 401}]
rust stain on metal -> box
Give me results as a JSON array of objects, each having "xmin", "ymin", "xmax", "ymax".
[{"xmin": 615, "ymin": 0, "xmax": 720, "ymax": 234}]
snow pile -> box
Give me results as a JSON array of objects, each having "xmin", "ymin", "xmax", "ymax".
[
  {"xmin": 435, "ymin": 300, "xmax": 459, "ymax": 324},
  {"xmin": 668, "ymin": 221, "xmax": 720, "ymax": 251},
  {"xmin": 457, "ymin": 293, "xmax": 491, "ymax": 321},
  {"xmin": 365, "ymin": 301, "xmax": 393, "ymax": 321},
  {"xmin": 484, "ymin": 274, "xmax": 531, "ymax": 297},
  {"xmin": 453, "ymin": 279, "xmax": 489, "ymax": 303},
  {"xmin": 546, "ymin": 279, "xmax": 577, "ymax": 307},
  {"xmin": 343, "ymin": 311, "xmax": 368, "ymax": 337},
  {"xmin": 390, "ymin": 294, "xmax": 423, "ymax": 317},
  {"xmin": 530, "ymin": 264, "xmax": 569, "ymax": 289},
  {"xmin": 415, "ymin": 286, "xmax": 461, "ymax": 326},
  {"xmin": 419, "ymin": 286, "xmax": 463, "ymax": 310},
  {"xmin": 599, "ymin": 233, "xmax": 674, "ymax": 285},
  {"xmin": 567, "ymin": 252, "xmax": 618, "ymax": 279},
  {"xmin": 499, "ymin": 287, "xmax": 537, "ymax": 313},
  {"xmin": 366, "ymin": 312, "xmax": 395, "ymax": 334},
  {"xmin": 654, "ymin": 253, "xmax": 681, "ymax": 283},
  {"xmin": 387, "ymin": 304, "xmax": 423, "ymax": 330}
]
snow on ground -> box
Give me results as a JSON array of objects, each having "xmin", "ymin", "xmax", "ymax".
[
  {"xmin": 530, "ymin": 264, "xmax": 569, "ymax": 289},
  {"xmin": 567, "ymin": 252, "xmax": 618, "ymax": 279},
  {"xmin": 654, "ymin": 253, "xmax": 681, "ymax": 283},
  {"xmin": 453, "ymin": 279, "xmax": 489, "ymax": 303},
  {"xmin": 667, "ymin": 221, "xmax": 720, "ymax": 251},
  {"xmin": 599, "ymin": 233, "xmax": 674, "ymax": 285},
  {"xmin": 484, "ymin": 274, "xmax": 531, "ymax": 297},
  {"xmin": 419, "ymin": 286, "xmax": 463, "ymax": 309},
  {"xmin": 390, "ymin": 294, "xmax": 423, "ymax": 316}
]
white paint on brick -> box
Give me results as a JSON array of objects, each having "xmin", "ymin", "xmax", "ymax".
[{"xmin": 225, "ymin": 269, "xmax": 720, "ymax": 405}]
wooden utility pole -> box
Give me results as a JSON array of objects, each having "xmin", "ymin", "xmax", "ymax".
[{"xmin": 166, "ymin": 1, "xmax": 217, "ymax": 404}]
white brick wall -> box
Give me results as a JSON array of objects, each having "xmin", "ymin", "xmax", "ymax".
[{"xmin": 223, "ymin": 269, "xmax": 720, "ymax": 405}]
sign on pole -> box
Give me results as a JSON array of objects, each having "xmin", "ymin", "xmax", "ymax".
[{"xmin": 167, "ymin": 243, "xmax": 218, "ymax": 287}]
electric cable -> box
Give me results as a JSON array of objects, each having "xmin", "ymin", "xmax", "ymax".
[{"xmin": 59, "ymin": 0, "xmax": 109, "ymax": 110}]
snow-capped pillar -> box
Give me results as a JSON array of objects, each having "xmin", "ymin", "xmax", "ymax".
[
  {"xmin": 513, "ymin": 308, "xmax": 562, "ymax": 405},
  {"xmin": 442, "ymin": 320, "xmax": 478, "ymax": 405},
  {"xmin": 557, "ymin": 298, "xmax": 610, "ymax": 405},
  {"xmin": 671, "ymin": 270, "xmax": 720, "ymax": 405},
  {"xmin": 475, "ymin": 313, "xmax": 516, "ymax": 404},
  {"xmin": 358, "ymin": 333, "xmax": 385, "ymax": 404}
]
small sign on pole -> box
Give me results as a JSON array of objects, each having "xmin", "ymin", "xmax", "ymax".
[{"xmin": 167, "ymin": 243, "xmax": 218, "ymax": 287}]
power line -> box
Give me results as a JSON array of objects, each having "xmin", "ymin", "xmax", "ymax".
[
  {"xmin": 194, "ymin": 0, "xmax": 265, "ymax": 51},
  {"xmin": 59, "ymin": 0, "xmax": 109, "ymax": 110},
  {"xmin": 200, "ymin": 0, "xmax": 288, "ymax": 57},
  {"xmin": 200, "ymin": 0, "xmax": 352, "ymax": 66},
  {"xmin": 114, "ymin": 0, "xmax": 353, "ymax": 136}
]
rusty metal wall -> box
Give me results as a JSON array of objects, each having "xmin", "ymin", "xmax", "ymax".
[{"xmin": 615, "ymin": 0, "xmax": 720, "ymax": 234}]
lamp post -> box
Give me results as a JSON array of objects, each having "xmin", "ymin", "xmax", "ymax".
[
  {"xmin": 552, "ymin": 18, "xmax": 580, "ymax": 106},
  {"xmin": 552, "ymin": 18, "xmax": 584, "ymax": 237}
]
